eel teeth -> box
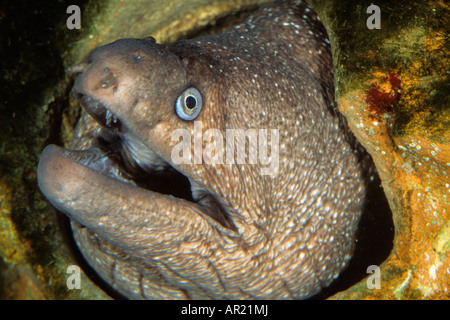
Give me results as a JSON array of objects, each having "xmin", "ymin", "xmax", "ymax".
[{"xmin": 105, "ymin": 109, "xmax": 118, "ymax": 128}]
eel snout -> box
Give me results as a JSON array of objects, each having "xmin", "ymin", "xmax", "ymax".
[
  {"xmin": 71, "ymin": 44, "xmax": 129, "ymax": 133},
  {"xmin": 70, "ymin": 37, "xmax": 187, "ymax": 138}
]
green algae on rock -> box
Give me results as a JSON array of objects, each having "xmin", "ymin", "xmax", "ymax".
[{"xmin": 309, "ymin": 0, "xmax": 449, "ymax": 299}]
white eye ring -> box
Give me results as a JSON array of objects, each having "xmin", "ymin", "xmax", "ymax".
[{"xmin": 175, "ymin": 87, "xmax": 202, "ymax": 121}]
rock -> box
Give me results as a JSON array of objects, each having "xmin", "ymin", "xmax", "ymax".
[{"xmin": 310, "ymin": 0, "xmax": 449, "ymax": 299}]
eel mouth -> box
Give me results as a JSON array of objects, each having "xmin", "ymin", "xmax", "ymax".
[
  {"xmin": 71, "ymin": 91, "xmax": 196, "ymax": 202},
  {"xmin": 37, "ymin": 94, "xmax": 235, "ymax": 231}
]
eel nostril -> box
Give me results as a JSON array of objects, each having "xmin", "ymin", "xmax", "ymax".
[{"xmin": 100, "ymin": 73, "xmax": 117, "ymax": 89}]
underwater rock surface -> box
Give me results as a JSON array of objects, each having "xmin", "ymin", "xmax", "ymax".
[{"xmin": 310, "ymin": 0, "xmax": 449, "ymax": 299}]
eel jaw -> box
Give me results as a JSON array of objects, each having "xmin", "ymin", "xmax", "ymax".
[
  {"xmin": 37, "ymin": 86, "xmax": 237, "ymax": 241},
  {"xmin": 37, "ymin": 136, "xmax": 234, "ymax": 250}
]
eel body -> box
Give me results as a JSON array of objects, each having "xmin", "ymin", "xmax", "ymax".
[{"xmin": 37, "ymin": 0, "xmax": 370, "ymax": 299}]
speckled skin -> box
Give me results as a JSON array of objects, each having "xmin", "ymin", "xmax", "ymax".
[{"xmin": 37, "ymin": 0, "xmax": 370, "ymax": 299}]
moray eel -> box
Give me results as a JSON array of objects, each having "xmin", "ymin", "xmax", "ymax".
[{"xmin": 37, "ymin": 0, "xmax": 371, "ymax": 299}]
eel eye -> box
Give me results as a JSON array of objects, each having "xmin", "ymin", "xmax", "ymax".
[{"xmin": 175, "ymin": 87, "xmax": 202, "ymax": 121}]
